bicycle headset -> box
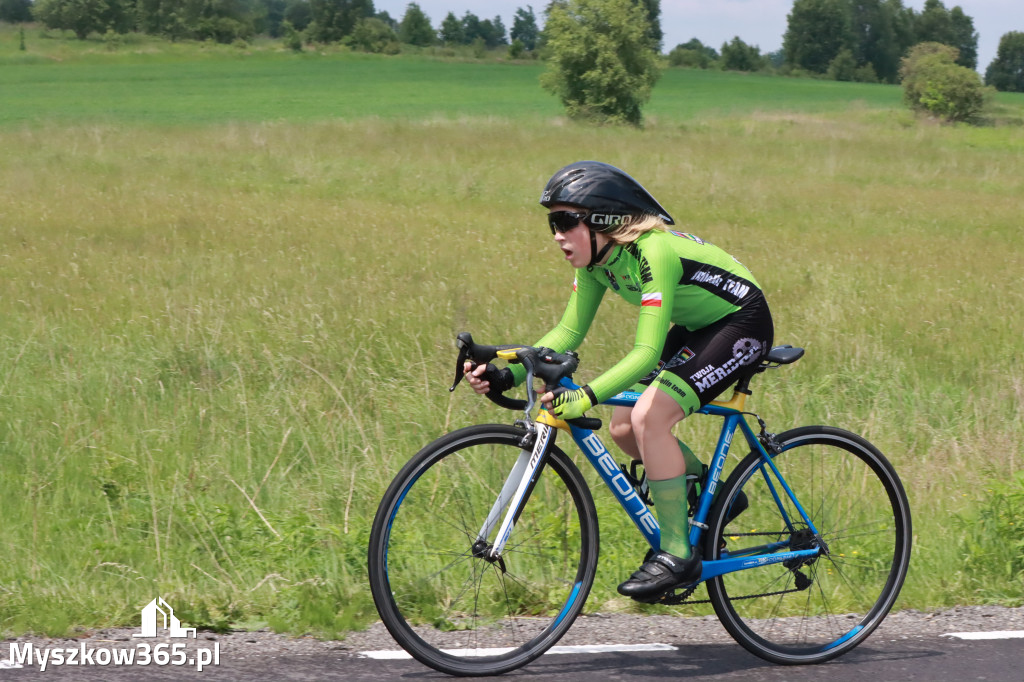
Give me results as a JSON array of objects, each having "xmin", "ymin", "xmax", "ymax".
[{"xmin": 540, "ymin": 160, "xmax": 676, "ymax": 268}]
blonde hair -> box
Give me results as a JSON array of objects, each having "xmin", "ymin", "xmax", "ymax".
[{"xmin": 604, "ymin": 214, "xmax": 669, "ymax": 245}]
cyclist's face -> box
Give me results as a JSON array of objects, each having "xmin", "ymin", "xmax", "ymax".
[{"xmin": 548, "ymin": 204, "xmax": 607, "ymax": 268}]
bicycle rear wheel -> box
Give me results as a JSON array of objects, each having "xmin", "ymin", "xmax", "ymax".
[
  {"xmin": 367, "ymin": 424, "xmax": 598, "ymax": 676},
  {"xmin": 705, "ymin": 425, "xmax": 911, "ymax": 664}
]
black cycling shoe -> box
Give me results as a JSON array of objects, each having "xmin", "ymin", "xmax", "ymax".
[{"xmin": 617, "ymin": 550, "xmax": 702, "ymax": 600}]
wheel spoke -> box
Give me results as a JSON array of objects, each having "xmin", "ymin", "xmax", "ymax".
[
  {"xmin": 706, "ymin": 426, "xmax": 911, "ymax": 664},
  {"xmin": 367, "ymin": 426, "xmax": 597, "ymax": 676}
]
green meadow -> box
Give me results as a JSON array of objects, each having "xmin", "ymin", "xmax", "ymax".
[{"xmin": 1, "ymin": 27, "xmax": 1023, "ymax": 637}]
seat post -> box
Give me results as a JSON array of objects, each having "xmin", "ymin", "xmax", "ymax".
[{"xmin": 734, "ymin": 373, "xmax": 754, "ymax": 396}]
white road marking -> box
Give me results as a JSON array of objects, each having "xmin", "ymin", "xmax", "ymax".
[
  {"xmin": 943, "ymin": 631, "xmax": 1024, "ymax": 640},
  {"xmin": 359, "ymin": 642, "xmax": 677, "ymax": 659}
]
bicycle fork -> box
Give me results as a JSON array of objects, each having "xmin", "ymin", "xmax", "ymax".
[{"xmin": 471, "ymin": 422, "xmax": 556, "ymax": 567}]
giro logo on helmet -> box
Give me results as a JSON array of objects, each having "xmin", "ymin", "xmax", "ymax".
[{"xmin": 588, "ymin": 213, "xmax": 633, "ymax": 227}]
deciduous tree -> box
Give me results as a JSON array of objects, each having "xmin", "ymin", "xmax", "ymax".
[
  {"xmin": 438, "ymin": 11, "xmax": 463, "ymax": 44},
  {"xmin": 848, "ymin": 0, "xmax": 905, "ymax": 83},
  {"xmin": 914, "ymin": 0, "xmax": 977, "ymax": 69},
  {"xmin": 306, "ymin": 0, "xmax": 373, "ymax": 43},
  {"xmin": 985, "ymin": 31, "xmax": 1024, "ymax": 93},
  {"xmin": 634, "ymin": 0, "xmax": 661, "ymax": 50},
  {"xmin": 398, "ymin": 1, "xmax": 432, "ymax": 46},
  {"xmin": 511, "ymin": 5, "xmax": 539, "ymax": 50},
  {"xmin": 350, "ymin": 15, "xmax": 399, "ymax": 52},
  {"xmin": 949, "ymin": 6, "xmax": 977, "ymax": 70},
  {"xmin": 479, "ymin": 15, "xmax": 507, "ymax": 47},
  {"xmin": 0, "ymin": 0, "xmax": 33, "ymax": 22},
  {"xmin": 540, "ymin": 0, "xmax": 660, "ymax": 126},
  {"xmin": 720, "ymin": 36, "xmax": 765, "ymax": 72},
  {"xmin": 783, "ymin": 0, "xmax": 849, "ymax": 74},
  {"xmin": 34, "ymin": 0, "xmax": 116, "ymax": 39}
]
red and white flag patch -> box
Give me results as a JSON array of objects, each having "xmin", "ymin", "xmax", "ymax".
[{"xmin": 641, "ymin": 292, "xmax": 663, "ymax": 307}]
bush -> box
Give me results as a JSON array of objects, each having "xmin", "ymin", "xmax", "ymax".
[
  {"xmin": 195, "ymin": 16, "xmax": 252, "ymax": 44},
  {"xmin": 958, "ymin": 471, "xmax": 1024, "ymax": 602},
  {"xmin": 540, "ymin": 0, "xmax": 661, "ymax": 126},
  {"xmin": 853, "ymin": 63, "xmax": 879, "ymax": 83},
  {"xmin": 826, "ymin": 47, "xmax": 856, "ymax": 81},
  {"xmin": 668, "ymin": 46, "xmax": 711, "ymax": 69},
  {"xmin": 347, "ymin": 17, "xmax": 400, "ymax": 54},
  {"xmin": 33, "ymin": 0, "xmax": 111, "ymax": 39},
  {"xmin": 900, "ymin": 42, "xmax": 988, "ymax": 123},
  {"xmin": 720, "ymin": 36, "xmax": 765, "ymax": 72},
  {"xmin": 470, "ymin": 36, "xmax": 486, "ymax": 59},
  {"xmin": 282, "ymin": 20, "xmax": 302, "ymax": 52}
]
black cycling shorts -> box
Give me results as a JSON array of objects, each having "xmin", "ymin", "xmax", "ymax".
[{"xmin": 635, "ymin": 291, "xmax": 774, "ymax": 415}]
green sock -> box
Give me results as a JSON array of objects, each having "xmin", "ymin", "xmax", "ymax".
[
  {"xmin": 648, "ymin": 476, "xmax": 693, "ymax": 559},
  {"xmin": 676, "ymin": 439, "xmax": 704, "ymax": 478}
]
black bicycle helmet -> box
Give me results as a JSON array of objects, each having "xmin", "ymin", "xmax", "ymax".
[{"xmin": 540, "ymin": 160, "xmax": 675, "ymax": 230}]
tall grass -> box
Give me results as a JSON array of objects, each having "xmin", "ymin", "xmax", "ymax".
[{"xmin": 1, "ymin": 39, "xmax": 1022, "ymax": 636}]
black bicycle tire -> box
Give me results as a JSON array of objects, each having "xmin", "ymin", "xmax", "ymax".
[
  {"xmin": 704, "ymin": 425, "xmax": 912, "ymax": 665},
  {"xmin": 367, "ymin": 424, "xmax": 599, "ymax": 676}
]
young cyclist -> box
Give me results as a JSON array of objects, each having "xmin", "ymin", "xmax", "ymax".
[{"xmin": 464, "ymin": 160, "xmax": 773, "ymax": 600}]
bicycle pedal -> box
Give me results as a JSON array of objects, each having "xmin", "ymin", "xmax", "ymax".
[
  {"xmin": 620, "ymin": 461, "xmax": 653, "ymax": 506},
  {"xmin": 635, "ymin": 582, "xmax": 699, "ymax": 606}
]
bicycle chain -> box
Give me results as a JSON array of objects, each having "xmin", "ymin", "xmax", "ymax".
[
  {"xmin": 649, "ymin": 530, "xmax": 813, "ymax": 607},
  {"xmin": 654, "ymin": 581, "xmax": 810, "ymax": 606}
]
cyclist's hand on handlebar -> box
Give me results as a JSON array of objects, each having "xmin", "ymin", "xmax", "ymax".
[
  {"xmin": 543, "ymin": 386, "xmax": 595, "ymax": 421},
  {"xmin": 463, "ymin": 362, "xmax": 490, "ymax": 394},
  {"xmin": 463, "ymin": 362, "xmax": 514, "ymax": 395}
]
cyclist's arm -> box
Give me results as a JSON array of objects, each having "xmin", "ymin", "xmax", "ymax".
[
  {"xmin": 508, "ymin": 270, "xmax": 606, "ymax": 386},
  {"xmin": 586, "ymin": 244, "xmax": 678, "ymax": 403}
]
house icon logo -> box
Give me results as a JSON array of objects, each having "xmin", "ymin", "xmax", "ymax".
[{"xmin": 133, "ymin": 597, "xmax": 196, "ymax": 639}]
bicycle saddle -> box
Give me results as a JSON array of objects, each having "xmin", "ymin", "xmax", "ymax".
[{"xmin": 764, "ymin": 345, "xmax": 804, "ymax": 365}]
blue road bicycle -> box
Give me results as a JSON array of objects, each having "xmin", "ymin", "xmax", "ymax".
[{"xmin": 367, "ymin": 333, "xmax": 912, "ymax": 676}]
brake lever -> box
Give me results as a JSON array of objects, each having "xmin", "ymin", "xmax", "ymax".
[{"xmin": 450, "ymin": 338, "xmax": 471, "ymax": 392}]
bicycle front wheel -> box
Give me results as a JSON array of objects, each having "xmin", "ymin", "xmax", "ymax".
[
  {"xmin": 367, "ymin": 424, "xmax": 598, "ymax": 676},
  {"xmin": 705, "ymin": 425, "xmax": 911, "ymax": 664}
]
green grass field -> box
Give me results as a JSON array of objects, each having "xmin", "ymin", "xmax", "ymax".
[
  {"xmin": 1, "ymin": 26, "xmax": 915, "ymax": 127},
  {"xmin": 2, "ymin": 25, "xmax": 1023, "ymax": 638}
]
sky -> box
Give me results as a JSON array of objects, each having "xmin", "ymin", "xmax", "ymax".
[{"xmin": 371, "ymin": 0, "xmax": 1023, "ymax": 72}]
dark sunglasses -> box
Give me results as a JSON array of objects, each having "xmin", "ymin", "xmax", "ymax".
[{"xmin": 547, "ymin": 210, "xmax": 590, "ymax": 234}]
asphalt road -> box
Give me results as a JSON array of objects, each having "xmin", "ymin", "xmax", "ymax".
[{"xmin": 4, "ymin": 634, "xmax": 1022, "ymax": 681}]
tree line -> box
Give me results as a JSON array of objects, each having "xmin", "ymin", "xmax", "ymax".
[
  {"xmin": 0, "ymin": 0, "xmax": 538, "ymax": 50},
  {"xmin": 2, "ymin": 0, "xmax": 1022, "ymax": 94},
  {"xmin": 670, "ymin": 0, "xmax": 1022, "ymax": 93}
]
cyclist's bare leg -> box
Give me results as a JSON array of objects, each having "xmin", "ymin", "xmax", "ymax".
[
  {"xmin": 631, "ymin": 387, "xmax": 688, "ymax": 480},
  {"xmin": 616, "ymin": 385, "xmax": 702, "ymax": 597},
  {"xmin": 609, "ymin": 406, "xmax": 642, "ymax": 461},
  {"xmin": 612, "ymin": 401, "xmax": 703, "ymax": 473}
]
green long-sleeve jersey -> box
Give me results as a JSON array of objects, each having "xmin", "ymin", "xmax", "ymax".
[{"xmin": 516, "ymin": 229, "xmax": 762, "ymax": 403}]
